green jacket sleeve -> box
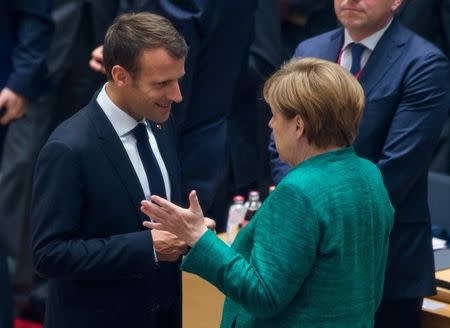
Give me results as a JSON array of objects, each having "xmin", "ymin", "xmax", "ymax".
[{"xmin": 182, "ymin": 182, "xmax": 319, "ymax": 318}]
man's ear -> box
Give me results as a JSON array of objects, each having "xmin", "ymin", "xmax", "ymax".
[
  {"xmin": 391, "ymin": 0, "xmax": 403, "ymax": 12},
  {"xmin": 111, "ymin": 65, "xmax": 129, "ymax": 87}
]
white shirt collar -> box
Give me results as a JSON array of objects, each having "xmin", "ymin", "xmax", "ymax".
[
  {"xmin": 96, "ymin": 82, "xmax": 146, "ymax": 137},
  {"xmin": 343, "ymin": 18, "xmax": 393, "ymax": 51}
]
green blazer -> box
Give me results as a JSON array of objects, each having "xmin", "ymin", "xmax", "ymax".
[{"xmin": 182, "ymin": 147, "xmax": 394, "ymax": 327}]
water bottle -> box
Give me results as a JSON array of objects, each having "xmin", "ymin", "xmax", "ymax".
[
  {"xmin": 226, "ymin": 195, "xmax": 246, "ymax": 245},
  {"xmin": 241, "ymin": 191, "xmax": 262, "ymax": 228}
]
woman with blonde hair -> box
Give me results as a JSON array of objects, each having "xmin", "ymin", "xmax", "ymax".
[{"xmin": 141, "ymin": 57, "xmax": 394, "ymax": 328}]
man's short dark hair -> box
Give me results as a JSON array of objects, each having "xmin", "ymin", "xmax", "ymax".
[{"xmin": 103, "ymin": 12, "xmax": 187, "ymax": 80}]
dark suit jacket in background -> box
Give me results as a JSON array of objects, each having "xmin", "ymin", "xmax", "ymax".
[
  {"xmin": 269, "ymin": 19, "xmax": 450, "ymax": 300},
  {"xmin": 281, "ymin": 0, "xmax": 337, "ymax": 59},
  {"xmin": 0, "ymin": 0, "xmax": 53, "ymax": 158},
  {"xmin": 397, "ymin": 0, "xmax": 450, "ymax": 56},
  {"xmin": 0, "ymin": 0, "xmax": 53, "ymax": 100},
  {"xmin": 397, "ymin": 0, "xmax": 450, "ymax": 174},
  {"xmin": 31, "ymin": 96, "xmax": 182, "ymax": 328}
]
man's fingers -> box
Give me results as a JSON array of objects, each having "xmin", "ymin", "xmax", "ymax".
[
  {"xmin": 143, "ymin": 221, "xmax": 163, "ymax": 230},
  {"xmin": 89, "ymin": 59, "xmax": 104, "ymax": 73},
  {"xmin": 0, "ymin": 109, "xmax": 14, "ymax": 125}
]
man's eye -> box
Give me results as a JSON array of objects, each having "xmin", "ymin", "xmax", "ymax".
[{"xmin": 158, "ymin": 81, "xmax": 168, "ymax": 87}]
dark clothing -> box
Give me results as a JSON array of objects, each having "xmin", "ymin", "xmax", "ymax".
[
  {"xmin": 31, "ymin": 97, "xmax": 182, "ymax": 328},
  {"xmin": 0, "ymin": 1, "xmax": 52, "ymax": 100},
  {"xmin": 0, "ymin": 249, "xmax": 13, "ymax": 328},
  {"xmin": 0, "ymin": 1, "xmax": 116, "ymax": 293},
  {"xmin": 397, "ymin": 0, "xmax": 450, "ymax": 174},
  {"xmin": 397, "ymin": 0, "xmax": 450, "ymax": 56},
  {"xmin": 282, "ymin": 0, "xmax": 337, "ymax": 59},
  {"xmin": 375, "ymin": 298, "xmax": 423, "ymax": 328},
  {"xmin": 0, "ymin": 2, "xmax": 52, "ymax": 327}
]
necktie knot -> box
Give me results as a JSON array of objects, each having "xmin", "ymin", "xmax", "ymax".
[
  {"xmin": 350, "ymin": 42, "xmax": 366, "ymax": 76},
  {"xmin": 131, "ymin": 123, "xmax": 148, "ymax": 144}
]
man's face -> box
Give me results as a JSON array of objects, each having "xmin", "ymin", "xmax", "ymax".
[
  {"xmin": 124, "ymin": 48, "xmax": 185, "ymax": 123},
  {"xmin": 334, "ymin": 0, "xmax": 402, "ymax": 40}
]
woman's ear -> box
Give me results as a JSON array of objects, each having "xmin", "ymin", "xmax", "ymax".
[{"xmin": 295, "ymin": 115, "xmax": 304, "ymax": 138}]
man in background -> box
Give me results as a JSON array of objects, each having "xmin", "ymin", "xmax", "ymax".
[
  {"xmin": 0, "ymin": 1, "xmax": 53, "ymax": 327},
  {"xmin": 269, "ymin": 0, "xmax": 450, "ymax": 327}
]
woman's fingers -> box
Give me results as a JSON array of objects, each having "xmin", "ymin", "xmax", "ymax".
[
  {"xmin": 188, "ymin": 190, "xmax": 203, "ymax": 216},
  {"xmin": 149, "ymin": 195, "xmax": 180, "ymax": 213},
  {"xmin": 140, "ymin": 200, "xmax": 170, "ymax": 222}
]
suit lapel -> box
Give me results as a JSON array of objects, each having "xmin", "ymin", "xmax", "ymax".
[
  {"xmin": 87, "ymin": 98, "xmax": 148, "ymax": 223},
  {"xmin": 323, "ymin": 29, "xmax": 344, "ymax": 62},
  {"xmin": 358, "ymin": 19, "xmax": 407, "ymax": 96}
]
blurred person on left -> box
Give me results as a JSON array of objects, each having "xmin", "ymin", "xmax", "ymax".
[{"xmin": 141, "ymin": 57, "xmax": 394, "ymax": 328}]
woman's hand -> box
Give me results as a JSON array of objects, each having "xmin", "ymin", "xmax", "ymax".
[{"xmin": 141, "ymin": 190, "xmax": 209, "ymax": 247}]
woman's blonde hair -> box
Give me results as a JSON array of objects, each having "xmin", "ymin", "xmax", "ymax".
[{"xmin": 263, "ymin": 57, "xmax": 365, "ymax": 148}]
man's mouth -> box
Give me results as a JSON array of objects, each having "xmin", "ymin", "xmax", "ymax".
[
  {"xmin": 341, "ymin": 7, "xmax": 363, "ymax": 14},
  {"xmin": 156, "ymin": 103, "xmax": 171, "ymax": 110}
]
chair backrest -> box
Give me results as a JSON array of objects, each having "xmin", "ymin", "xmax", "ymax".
[{"xmin": 428, "ymin": 172, "xmax": 450, "ymax": 231}]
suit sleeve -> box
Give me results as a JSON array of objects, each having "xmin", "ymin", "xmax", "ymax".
[
  {"xmin": 442, "ymin": 0, "xmax": 450, "ymax": 56},
  {"xmin": 377, "ymin": 51, "xmax": 450, "ymax": 207},
  {"xmin": 181, "ymin": 182, "xmax": 319, "ymax": 318},
  {"xmin": 7, "ymin": 0, "xmax": 53, "ymax": 100},
  {"xmin": 31, "ymin": 141, "xmax": 157, "ymax": 280}
]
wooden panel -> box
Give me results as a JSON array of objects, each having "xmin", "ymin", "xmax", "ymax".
[{"xmin": 182, "ymin": 272, "xmax": 224, "ymax": 328}]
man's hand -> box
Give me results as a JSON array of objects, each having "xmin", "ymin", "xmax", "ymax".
[
  {"xmin": 204, "ymin": 217, "xmax": 216, "ymax": 231},
  {"xmin": 89, "ymin": 45, "xmax": 106, "ymax": 74},
  {"xmin": 0, "ymin": 88, "xmax": 29, "ymax": 125},
  {"xmin": 151, "ymin": 230, "xmax": 188, "ymax": 262}
]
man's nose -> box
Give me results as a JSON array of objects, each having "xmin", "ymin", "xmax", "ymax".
[{"xmin": 169, "ymin": 82, "xmax": 182, "ymax": 103}]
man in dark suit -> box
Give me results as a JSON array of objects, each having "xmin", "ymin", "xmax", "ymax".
[
  {"xmin": 31, "ymin": 13, "xmax": 192, "ymax": 328},
  {"xmin": 0, "ymin": 1, "xmax": 52, "ymax": 327},
  {"xmin": 91, "ymin": 1, "xmax": 258, "ymax": 230},
  {"xmin": 268, "ymin": 0, "xmax": 450, "ymax": 327}
]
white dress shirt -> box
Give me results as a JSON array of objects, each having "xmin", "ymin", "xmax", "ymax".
[
  {"xmin": 96, "ymin": 83, "xmax": 171, "ymax": 201},
  {"xmin": 340, "ymin": 19, "xmax": 393, "ymax": 73}
]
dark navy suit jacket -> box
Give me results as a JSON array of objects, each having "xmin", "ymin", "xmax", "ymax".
[
  {"xmin": 0, "ymin": 0, "xmax": 52, "ymax": 100},
  {"xmin": 31, "ymin": 96, "xmax": 182, "ymax": 327},
  {"xmin": 269, "ymin": 19, "xmax": 450, "ymax": 300}
]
